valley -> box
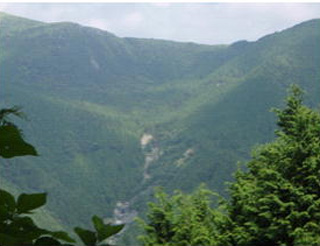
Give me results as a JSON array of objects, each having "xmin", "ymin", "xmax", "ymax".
[{"xmin": 0, "ymin": 12, "xmax": 320, "ymax": 244}]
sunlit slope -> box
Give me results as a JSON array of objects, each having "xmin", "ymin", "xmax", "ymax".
[{"xmin": 144, "ymin": 18, "xmax": 320, "ymax": 196}]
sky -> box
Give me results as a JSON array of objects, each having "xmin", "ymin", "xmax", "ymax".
[{"xmin": 0, "ymin": 3, "xmax": 320, "ymax": 45}]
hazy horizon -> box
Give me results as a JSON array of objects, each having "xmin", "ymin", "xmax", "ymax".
[{"xmin": 1, "ymin": 3, "xmax": 320, "ymax": 45}]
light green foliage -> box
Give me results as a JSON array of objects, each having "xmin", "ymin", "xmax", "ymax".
[
  {"xmin": 225, "ymin": 86, "xmax": 320, "ymax": 245},
  {"xmin": 137, "ymin": 185, "xmax": 224, "ymax": 246}
]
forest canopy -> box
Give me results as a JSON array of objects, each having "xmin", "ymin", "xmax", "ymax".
[{"xmin": 138, "ymin": 85, "xmax": 320, "ymax": 246}]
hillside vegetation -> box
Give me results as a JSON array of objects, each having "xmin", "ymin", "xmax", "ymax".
[
  {"xmin": 0, "ymin": 12, "xmax": 319, "ymax": 243},
  {"xmin": 139, "ymin": 86, "xmax": 320, "ymax": 246}
]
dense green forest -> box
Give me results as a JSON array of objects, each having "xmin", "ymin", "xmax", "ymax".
[
  {"xmin": 0, "ymin": 12, "xmax": 320, "ymax": 245},
  {"xmin": 138, "ymin": 86, "xmax": 320, "ymax": 245}
]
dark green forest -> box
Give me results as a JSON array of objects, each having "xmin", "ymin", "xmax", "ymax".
[{"xmin": 0, "ymin": 12, "xmax": 320, "ymax": 245}]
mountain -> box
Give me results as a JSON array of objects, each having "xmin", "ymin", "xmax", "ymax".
[{"xmin": 1, "ymin": 12, "xmax": 319, "ymax": 243}]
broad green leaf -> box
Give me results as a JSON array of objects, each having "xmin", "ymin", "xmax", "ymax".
[
  {"xmin": 8, "ymin": 216, "xmax": 46, "ymax": 241},
  {"xmin": 12, "ymin": 216, "xmax": 38, "ymax": 229},
  {"xmin": 99, "ymin": 223, "xmax": 124, "ymax": 241},
  {"xmin": 74, "ymin": 227, "xmax": 97, "ymax": 246},
  {"xmin": 34, "ymin": 237, "xmax": 62, "ymax": 246},
  {"xmin": 0, "ymin": 206, "xmax": 11, "ymax": 221},
  {"xmin": 0, "ymin": 189, "xmax": 16, "ymax": 211},
  {"xmin": 50, "ymin": 231, "xmax": 76, "ymax": 243},
  {"xmin": 92, "ymin": 215, "xmax": 104, "ymax": 237},
  {"xmin": 0, "ymin": 124, "xmax": 38, "ymax": 158},
  {"xmin": 17, "ymin": 193, "xmax": 47, "ymax": 213},
  {"xmin": 92, "ymin": 215, "xmax": 124, "ymax": 242},
  {"xmin": 0, "ymin": 233, "xmax": 20, "ymax": 246}
]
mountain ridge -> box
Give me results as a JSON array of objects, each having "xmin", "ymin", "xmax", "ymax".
[{"xmin": 1, "ymin": 12, "xmax": 320, "ymax": 244}]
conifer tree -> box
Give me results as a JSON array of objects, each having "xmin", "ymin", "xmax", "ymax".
[
  {"xmin": 226, "ymin": 85, "xmax": 320, "ymax": 246},
  {"xmin": 137, "ymin": 186, "xmax": 221, "ymax": 246}
]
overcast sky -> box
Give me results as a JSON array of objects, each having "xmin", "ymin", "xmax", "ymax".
[{"xmin": 1, "ymin": 3, "xmax": 320, "ymax": 45}]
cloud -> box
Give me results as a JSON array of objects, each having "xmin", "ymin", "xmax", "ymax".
[{"xmin": 122, "ymin": 12, "xmax": 144, "ymax": 28}]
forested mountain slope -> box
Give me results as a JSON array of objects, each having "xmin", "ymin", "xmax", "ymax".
[{"xmin": 0, "ymin": 12, "xmax": 319, "ymax": 241}]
